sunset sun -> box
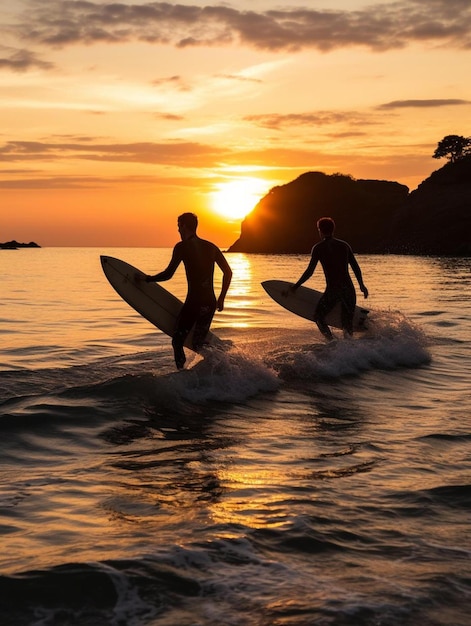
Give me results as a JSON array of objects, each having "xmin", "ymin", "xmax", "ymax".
[{"xmin": 210, "ymin": 178, "xmax": 269, "ymax": 221}]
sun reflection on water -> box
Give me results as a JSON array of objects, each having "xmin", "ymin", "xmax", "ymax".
[{"xmin": 224, "ymin": 253, "xmax": 254, "ymax": 328}]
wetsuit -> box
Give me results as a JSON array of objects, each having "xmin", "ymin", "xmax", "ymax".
[
  {"xmin": 294, "ymin": 236, "xmax": 365, "ymax": 340},
  {"xmin": 150, "ymin": 235, "xmax": 231, "ymax": 368}
]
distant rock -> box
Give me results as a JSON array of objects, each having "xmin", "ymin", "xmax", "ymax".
[
  {"xmin": 228, "ymin": 172, "xmax": 409, "ymax": 254},
  {"xmin": 228, "ymin": 159, "xmax": 471, "ymax": 256},
  {"xmin": 0, "ymin": 240, "xmax": 41, "ymax": 249},
  {"xmin": 382, "ymin": 155, "xmax": 471, "ymax": 256}
]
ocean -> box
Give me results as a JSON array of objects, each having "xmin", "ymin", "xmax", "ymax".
[{"xmin": 1, "ymin": 248, "xmax": 470, "ymax": 626}]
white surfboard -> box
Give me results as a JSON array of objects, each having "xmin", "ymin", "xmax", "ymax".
[
  {"xmin": 100, "ymin": 256, "xmax": 221, "ymax": 352},
  {"xmin": 261, "ymin": 279, "xmax": 368, "ymax": 332}
]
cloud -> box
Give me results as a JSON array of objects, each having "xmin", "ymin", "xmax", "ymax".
[
  {"xmin": 0, "ymin": 135, "xmax": 369, "ymax": 190},
  {"xmin": 0, "ymin": 47, "xmax": 54, "ymax": 71},
  {"xmin": 151, "ymin": 75, "xmax": 192, "ymax": 91},
  {"xmin": 0, "ymin": 169, "xmax": 214, "ymax": 189},
  {"xmin": 11, "ymin": 0, "xmax": 471, "ymax": 53},
  {"xmin": 0, "ymin": 175, "xmax": 109, "ymax": 189},
  {"xmin": 244, "ymin": 111, "xmax": 378, "ymax": 130},
  {"xmin": 377, "ymin": 98, "xmax": 471, "ymax": 109},
  {"xmin": 246, "ymin": 100, "xmax": 471, "ymax": 132},
  {"xmin": 153, "ymin": 112, "xmax": 185, "ymax": 121},
  {"xmin": 216, "ymin": 73, "xmax": 263, "ymax": 84},
  {"xmin": 0, "ymin": 139, "xmax": 226, "ymax": 166},
  {"xmin": 0, "ymin": 141, "xmax": 434, "ymax": 191}
]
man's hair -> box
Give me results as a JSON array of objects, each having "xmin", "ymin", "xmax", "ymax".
[
  {"xmin": 317, "ymin": 217, "xmax": 335, "ymax": 235},
  {"xmin": 178, "ymin": 212, "xmax": 198, "ymax": 232}
]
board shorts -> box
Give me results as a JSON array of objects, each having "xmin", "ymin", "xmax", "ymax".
[
  {"xmin": 173, "ymin": 299, "xmax": 216, "ymax": 353},
  {"xmin": 315, "ymin": 285, "xmax": 356, "ymax": 336}
]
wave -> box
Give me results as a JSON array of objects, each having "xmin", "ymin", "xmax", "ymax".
[
  {"xmin": 265, "ymin": 309, "xmax": 431, "ymax": 380},
  {"xmin": 390, "ymin": 483, "xmax": 471, "ymax": 512},
  {"xmin": 2, "ymin": 514, "xmax": 469, "ymax": 626},
  {"xmin": 0, "ymin": 539, "xmax": 294, "ymax": 626},
  {"xmin": 0, "ymin": 309, "xmax": 433, "ymax": 439},
  {"xmin": 0, "ymin": 348, "xmax": 279, "ymax": 439}
]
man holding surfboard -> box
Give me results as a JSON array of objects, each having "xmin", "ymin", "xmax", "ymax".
[
  {"xmin": 290, "ymin": 217, "xmax": 368, "ymax": 341},
  {"xmin": 142, "ymin": 213, "xmax": 232, "ymax": 369}
]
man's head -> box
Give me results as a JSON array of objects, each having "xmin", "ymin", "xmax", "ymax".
[
  {"xmin": 178, "ymin": 212, "xmax": 198, "ymax": 239},
  {"xmin": 317, "ymin": 217, "xmax": 335, "ymax": 237}
]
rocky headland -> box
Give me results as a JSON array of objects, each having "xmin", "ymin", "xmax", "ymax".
[
  {"xmin": 228, "ymin": 156, "xmax": 471, "ymax": 256},
  {"xmin": 0, "ymin": 241, "xmax": 41, "ymax": 249}
]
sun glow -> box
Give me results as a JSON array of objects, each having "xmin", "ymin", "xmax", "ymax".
[{"xmin": 210, "ymin": 178, "xmax": 269, "ymax": 221}]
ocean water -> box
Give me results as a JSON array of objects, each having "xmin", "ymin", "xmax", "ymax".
[{"xmin": 0, "ymin": 248, "xmax": 470, "ymax": 626}]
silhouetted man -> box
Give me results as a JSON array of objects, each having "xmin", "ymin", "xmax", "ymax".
[
  {"xmin": 144, "ymin": 212, "xmax": 232, "ymax": 369},
  {"xmin": 290, "ymin": 217, "xmax": 368, "ymax": 341}
]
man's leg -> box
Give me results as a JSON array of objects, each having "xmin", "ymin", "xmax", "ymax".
[
  {"xmin": 192, "ymin": 304, "xmax": 216, "ymax": 352},
  {"xmin": 340, "ymin": 287, "xmax": 356, "ymax": 338},
  {"xmin": 172, "ymin": 329, "xmax": 189, "ymax": 370},
  {"xmin": 314, "ymin": 291, "xmax": 337, "ymax": 341},
  {"xmin": 172, "ymin": 304, "xmax": 195, "ymax": 369}
]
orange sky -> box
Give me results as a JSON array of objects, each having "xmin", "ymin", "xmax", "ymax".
[{"xmin": 1, "ymin": 0, "xmax": 470, "ymax": 247}]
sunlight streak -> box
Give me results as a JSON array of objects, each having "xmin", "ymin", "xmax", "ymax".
[{"xmin": 210, "ymin": 178, "xmax": 269, "ymax": 221}]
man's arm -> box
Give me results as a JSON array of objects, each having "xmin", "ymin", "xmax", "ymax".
[
  {"xmin": 215, "ymin": 250, "xmax": 232, "ymax": 311},
  {"xmin": 145, "ymin": 245, "xmax": 182, "ymax": 282},
  {"xmin": 291, "ymin": 252, "xmax": 318, "ymax": 291},
  {"xmin": 348, "ymin": 250, "xmax": 368, "ymax": 298}
]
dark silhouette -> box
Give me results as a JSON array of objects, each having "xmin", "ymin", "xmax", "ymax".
[
  {"xmin": 433, "ymin": 135, "xmax": 471, "ymax": 163},
  {"xmin": 228, "ymin": 158, "xmax": 471, "ymax": 256},
  {"xmin": 289, "ymin": 217, "xmax": 368, "ymax": 341},
  {"xmin": 385, "ymin": 154, "xmax": 471, "ymax": 256},
  {"xmin": 142, "ymin": 213, "xmax": 232, "ymax": 369},
  {"xmin": 0, "ymin": 241, "xmax": 40, "ymax": 249},
  {"xmin": 228, "ymin": 172, "xmax": 409, "ymax": 254}
]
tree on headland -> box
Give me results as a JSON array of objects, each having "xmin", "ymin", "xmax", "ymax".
[{"xmin": 433, "ymin": 135, "xmax": 471, "ymax": 163}]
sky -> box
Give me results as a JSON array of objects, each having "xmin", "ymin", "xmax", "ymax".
[{"xmin": 1, "ymin": 0, "xmax": 470, "ymax": 247}]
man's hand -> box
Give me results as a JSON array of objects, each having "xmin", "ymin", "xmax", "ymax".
[
  {"xmin": 217, "ymin": 295, "xmax": 225, "ymax": 311},
  {"xmin": 282, "ymin": 284, "xmax": 298, "ymax": 297},
  {"xmin": 360, "ymin": 284, "xmax": 369, "ymax": 299},
  {"xmin": 134, "ymin": 273, "xmax": 154, "ymax": 282}
]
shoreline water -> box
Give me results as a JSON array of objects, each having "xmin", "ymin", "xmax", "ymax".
[{"xmin": 1, "ymin": 249, "xmax": 470, "ymax": 625}]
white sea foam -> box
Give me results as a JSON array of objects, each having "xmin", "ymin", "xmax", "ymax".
[
  {"xmin": 174, "ymin": 346, "xmax": 279, "ymax": 404},
  {"xmin": 264, "ymin": 309, "xmax": 431, "ymax": 380}
]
